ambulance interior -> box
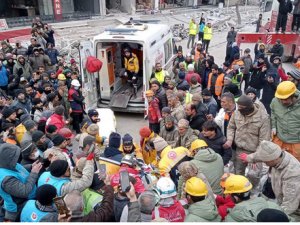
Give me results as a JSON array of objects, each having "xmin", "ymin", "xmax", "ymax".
[{"xmin": 96, "ymin": 41, "xmax": 144, "ymax": 109}]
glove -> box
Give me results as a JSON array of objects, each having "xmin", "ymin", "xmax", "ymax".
[
  {"xmin": 17, "ymin": 68, "xmax": 23, "ymax": 76},
  {"xmin": 86, "ymin": 152, "xmax": 95, "ymax": 160},
  {"xmin": 239, "ymin": 153, "xmax": 248, "ymax": 163}
]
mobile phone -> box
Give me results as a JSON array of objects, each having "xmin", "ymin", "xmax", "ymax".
[
  {"xmin": 120, "ymin": 170, "xmax": 130, "ymax": 193},
  {"xmin": 53, "ymin": 197, "xmax": 69, "ymax": 215},
  {"xmin": 96, "ymin": 162, "xmax": 106, "ymax": 179}
]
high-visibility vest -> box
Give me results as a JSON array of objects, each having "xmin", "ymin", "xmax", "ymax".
[
  {"xmin": 189, "ymin": 22, "xmax": 197, "ymax": 35},
  {"xmin": 207, "ymin": 73, "xmax": 225, "ymax": 96},
  {"xmin": 203, "ymin": 26, "xmax": 213, "ymax": 40}
]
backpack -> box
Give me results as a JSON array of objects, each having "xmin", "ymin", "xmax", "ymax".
[{"xmin": 86, "ymin": 56, "xmax": 103, "ymax": 73}]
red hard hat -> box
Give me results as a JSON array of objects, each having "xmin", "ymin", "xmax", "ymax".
[{"xmin": 58, "ymin": 128, "xmax": 74, "ymax": 139}]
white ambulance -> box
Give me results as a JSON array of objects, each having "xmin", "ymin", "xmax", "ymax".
[{"xmin": 79, "ymin": 21, "xmax": 174, "ymax": 114}]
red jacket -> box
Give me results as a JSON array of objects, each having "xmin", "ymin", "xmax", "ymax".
[
  {"xmin": 152, "ymin": 200, "xmax": 186, "ymax": 222},
  {"xmin": 185, "ymin": 71, "xmax": 201, "ymax": 84},
  {"xmin": 46, "ymin": 113, "xmax": 65, "ymax": 132},
  {"xmin": 215, "ymin": 195, "xmax": 235, "ymax": 220},
  {"xmin": 277, "ymin": 67, "xmax": 288, "ymax": 81},
  {"xmin": 148, "ymin": 98, "xmax": 161, "ymax": 124}
]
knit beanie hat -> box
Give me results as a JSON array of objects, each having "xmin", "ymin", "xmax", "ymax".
[
  {"xmin": 49, "ymin": 160, "xmax": 69, "ymax": 177},
  {"xmin": 257, "ymin": 208, "xmax": 289, "ymax": 222},
  {"xmin": 36, "ymin": 184, "xmax": 57, "ymax": 206},
  {"xmin": 87, "ymin": 124, "xmax": 99, "ymax": 136},
  {"xmin": 165, "ymin": 115, "xmax": 175, "ymax": 123},
  {"xmin": 178, "ymin": 119, "xmax": 189, "ymax": 129},
  {"xmin": 161, "ymin": 107, "xmax": 171, "ymax": 114},
  {"xmin": 258, "ymin": 54, "xmax": 265, "ymax": 60},
  {"xmin": 153, "ymin": 137, "xmax": 168, "ymax": 152},
  {"xmin": 139, "ymin": 126, "xmax": 151, "ymax": 138},
  {"xmin": 32, "ymin": 130, "xmax": 45, "ymax": 143},
  {"xmin": 236, "ymin": 95, "xmax": 253, "ymax": 107},
  {"xmin": 122, "ymin": 133, "xmax": 133, "ymax": 146},
  {"xmin": 54, "ymin": 105, "xmax": 65, "ymax": 116},
  {"xmin": 202, "ymin": 88, "xmax": 212, "ymax": 97},
  {"xmin": 21, "ymin": 140, "xmax": 36, "ymax": 158},
  {"xmin": 52, "ymin": 134, "xmax": 66, "ymax": 146},
  {"xmin": 23, "ymin": 120, "xmax": 36, "ymax": 131},
  {"xmin": 109, "ymin": 132, "xmax": 121, "ymax": 148},
  {"xmin": 255, "ymin": 141, "xmax": 283, "ymax": 162},
  {"xmin": 20, "ymin": 114, "xmax": 31, "ymax": 123},
  {"xmin": 2, "ymin": 107, "xmax": 15, "ymax": 119},
  {"xmin": 245, "ymin": 87, "xmax": 257, "ymax": 96},
  {"xmin": 178, "ymin": 71, "xmax": 186, "ymax": 79}
]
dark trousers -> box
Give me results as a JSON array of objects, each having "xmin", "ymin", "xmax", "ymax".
[
  {"xmin": 203, "ymin": 40, "xmax": 210, "ymax": 53},
  {"xmin": 71, "ymin": 112, "xmax": 83, "ymax": 134},
  {"xmin": 187, "ymin": 34, "xmax": 196, "ymax": 49},
  {"xmin": 292, "ymin": 14, "xmax": 300, "ymax": 31},
  {"xmin": 276, "ymin": 13, "xmax": 288, "ymax": 32},
  {"xmin": 198, "ymin": 32, "xmax": 204, "ymax": 41},
  {"xmin": 149, "ymin": 123, "xmax": 160, "ymax": 134},
  {"xmin": 243, "ymin": 73, "xmax": 250, "ymax": 92}
]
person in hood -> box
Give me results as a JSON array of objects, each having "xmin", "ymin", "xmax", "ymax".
[
  {"xmin": 176, "ymin": 71, "xmax": 190, "ymax": 91},
  {"xmin": 184, "ymin": 177, "xmax": 221, "ymax": 222},
  {"xmin": 200, "ymin": 120, "xmax": 232, "ymax": 165},
  {"xmin": 245, "ymin": 87, "xmax": 267, "ymax": 113},
  {"xmin": 0, "ymin": 61, "xmax": 8, "ymax": 92},
  {"xmin": 0, "ymin": 143, "xmax": 42, "ymax": 221},
  {"xmin": 225, "ymin": 95, "xmax": 270, "ymax": 179},
  {"xmin": 11, "ymin": 90, "xmax": 31, "ymax": 115},
  {"xmin": 261, "ymin": 70, "xmax": 279, "ymax": 114},
  {"xmin": 122, "ymin": 48, "xmax": 139, "ymax": 90}
]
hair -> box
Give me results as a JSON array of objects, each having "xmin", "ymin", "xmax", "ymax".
[
  {"xmin": 189, "ymin": 195, "xmax": 206, "ymax": 203},
  {"xmin": 190, "ymin": 76, "xmax": 198, "ymax": 85},
  {"xmin": 138, "ymin": 191, "xmax": 157, "ymax": 214},
  {"xmin": 64, "ymin": 190, "xmax": 84, "ymax": 216},
  {"xmin": 24, "ymin": 84, "xmax": 32, "ymax": 89},
  {"xmin": 221, "ymin": 92, "xmax": 235, "ymax": 103},
  {"xmin": 211, "ymin": 64, "xmax": 218, "ymax": 70},
  {"xmin": 202, "ymin": 120, "xmax": 218, "ymax": 132},
  {"xmin": 38, "ymin": 66, "xmax": 45, "ymax": 70},
  {"xmin": 232, "ymin": 192, "xmax": 251, "ymax": 202},
  {"xmin": 46, "ymin": 125, "xmax": 57, "ymax": 134},
  {"xmin": 155, "ymin": 62, "xmax": 161, "ymax": 66},
  {"xmin": 189, "ymin": 103, "xmax": 197, "ymax": 113}
]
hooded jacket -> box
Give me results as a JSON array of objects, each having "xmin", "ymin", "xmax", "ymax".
[
  {"xmin": 159, "ymin": 125, "xmax": 179, "ymax": 148},
  {"xmin": 13, "ymin": 56, "xmax": 33, "ymax": 80},
  {"xmin": 199, "ymin": 127, "xmax": 232, "ymax": 165},
  {"xmin": 46, "ymin": 113, "xmax": 65, "ymax": 132},
  {"xmin": 191, "ymin": 148, "xmax": 224, "ymax": 195},
  {"xmin": 185, "ymin": 197, "xmax": 221, "ymax": 222}
]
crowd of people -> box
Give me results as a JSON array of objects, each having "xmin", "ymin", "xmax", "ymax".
[{"xmin": 0, "ymin": 12, "xmax": 299, "ymax": 223}]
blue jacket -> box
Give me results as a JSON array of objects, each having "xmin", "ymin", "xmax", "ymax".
[
  {"xmin": 38, "ymin": 172, "xmax": 70, "ymax": 196},
  {"xmin": 199, "ymin": 23, "xmax": 205, "ymax": 33},
  {"xmin": 0, "ymin": 164, "xmax": 36, "ymax": 213},
  {"xmin": 45, "ymin": 49, "xmax": 59, "ymax": 65},
  {"xmin": 0, "ymin": 65, "xmax": 8, "ymax": 87},
  {"xmin": 20, "ymin": 200, "xmax": 50, "ymax": 222}
]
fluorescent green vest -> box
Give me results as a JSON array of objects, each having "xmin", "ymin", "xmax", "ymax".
[{"xmin": 82, "ymin": 188, "xmax": 103, "ymax": 215}]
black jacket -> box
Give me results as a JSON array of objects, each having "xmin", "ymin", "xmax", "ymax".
[
  {"xmin": 155, "ymin": 87, "xmax": 168, "ymax": 110},
  {"xmin": 278, "ymin": 0, "xmax": 293, "ymax": 14},
  {"xmin": 188, "ymin": 113, "xmax": 206, "ymax": 132},
  {"xmin": 199, "ymin": 127, "xmax": 232, "ymax": 165}
]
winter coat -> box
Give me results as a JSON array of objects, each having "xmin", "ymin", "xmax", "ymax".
[
  {"xmin": 227, "ymin": 103, "xmax": 271, "ymax": 152},
  {"xmin": 225, "ymin": 197, "xmax": 283, "ymax": 222},
  {"xmin": 102, "ymin": 146, "xmax": 123, "ymax": 163},
  {"xmin": 226, "ymin": 31, "xmax": 237, "ymax": 44},
  {"xmin": 12, "ymin": 46, "xmax": 28, "ymax": 56},
  {"xmin": 152, "ymin": 200, "xmax": 186, "ymax": 222},
  {"xmin": 185, "ymin": 197, "xmax": 221, "ymax": 222},
  {"xmin": 171, "ymin": 102, "xmax": 185, "ymax": 122},
  {"xmin": 241, "ymin": 55, "xmax": 253, "ymax": 74},
  {"xmin": 203, "ymin": 97, "xmax": 218, "ymax": 117},
  {"xmin": 0, "ymin": 65, "xmax": 8, "ymax": 87},
  {"xmin": 155, "ymin": 87, "xmax": 167, "ymax": 110},
  {"xmin": 13, "ymin": 59, "xmax": 33, "ymax": 80},
  {"xmin": 176, "ymin": 127, "xmax": 199, "ymax": 149},
  {"xmin": 68, "ymin": 88, "xmax": 84, "ymax": 113},
  {"xmin": 29, "ymin": 54, "xmax": 51, "ymax": 71},
  {"xmin": 293, "ymin": 0, "xmax": 300, "ymax": 14},
  {"xmin": 45, "ymin": 48, "xmax": 59, "ymax": 65},
  {"xmin": 113, "ymin": 194, "xmax": 129, "ymax": 222},
  {"xmin": 187, "ymin": 113, "xmax": 206, "ymax": 132},
  {"xmin": 271, "ymin": 91, "xmax": 300, "ymax": 143},
  {"xmin": 278, "ymin": 0, "xmax": 293, "ymax": 15},
  {"xmin": 215, "ymin": 195, "xmax": 235, "ymax": 220},
  {"xmin": 270, "ymin": 43, "xmax": 284, "ymax": 60},
  {"xmin": 249, "ymin": 63, "xmax": 267, "ymax": 90},
  {"xmin": 185, "ymin": 71, "xmax": 201, "ymax": 84},
  {"xmin": 261, "ymin": 79, "xmax": 278, "ymax": 114},
  {"xmin": 177, "ymin": 79, "xmax": 190, "ymax": 91},
  {"xmin": 191, "ymin": 147, "xmax": 224, "ymax": 195},
  {"xmin": 43, "ymin": 146, "xmax": 73, "ymax": 169},
  {"xmin": 229, "ymin": 46, "xmax": 240, "ymax": 63},
  {"xmin": 141, "ymin": 132, "xmax": 158, "ymax": 166},
  {"xmin": 215, "ymin": 106, "xmax": 237, "ymax": 136},
  {"xmin": 199, "ymin": 127, "xmax": 232, "ymax": 165},
  {"xmin": 189, "ymin": 83, "xmax": 202, "ymax": 95},
  {"xmin": 127, "ymin": 201, "xmax": 141, "ymax": 222},
  {"xmin": 46, "ymin": 113, "xmax": 65, "ymax": 132},
  {"xmin": 148, "ymin": 98, "xmax": 162, "ymax": 124},
  {"xmin": 11, "ymin": 99, "xmax": 32, "ymax": 115},
  {"xmin": 159, "ymin": 126, "xmax": 179, "ymax": 148}
]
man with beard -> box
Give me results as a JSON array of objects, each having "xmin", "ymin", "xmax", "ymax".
[
  {"xmin": 185, "ymin": 103, "xmax": 206, "ymax": 132},
  {"xmin": 32, "ymin": 98, "xmax": 44, "ymax": 123},
  {"xmin": 151, "ymin": 80, "xmax": 168, "ymax": 111},
  {"xmin": 150, "ymin": 62, "xmax": 169, "ymax": 84},
  {"xmin": 29, "ymin": 47, "xmax": 51, "ymax": 71},
  {"xmin": 81, "ymin": 109, "xmax": 100, "ymax": 132},
  {"xmin": 120, "ymin": 133, "xmax": 143, "ymax": 160},
  {"xmin": 202, "ymin": 89, "xmax": 218, "ymax": 117},
  {"xmin": 1, "ymin": 107, "xmax": 18, "ymax": 130},
  {"xmin": 32, "ymin": 130, "xmax": 50, "ymax": 152},
  {"xmin": 11, "ymin": 90, "xmax": 31, "ymax": 115},
  {"xmin": 225, "ymin": 95, "xmax": 270, "ymax": 175},
  {"xmin": 272, "ymin": 56, "xmax": 288, "ymax": 81},
  {"xmin": 159, "ymin": 115, "xmax": 179, "ymax": 148},
  {"xmin": 122, "ymin": 48, "xmax": 139, "ymax": 90},
  {"xmin": 24, "ymin": 84, "xmax": 37, "ymax": 103},
  {"xmin": 173, "ymin": 49, "xmax": 185, "ymax": 69},
  {"xmin": 168, "ymin": 94, "xmax": 185, "ymax": 123},
  {"xmin": 271, "ymin": 81, "xmax": 300, "ymax": 161}
]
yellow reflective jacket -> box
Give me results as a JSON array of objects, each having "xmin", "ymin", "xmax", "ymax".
[
  {"xmin": 119, "ymin": 143, "xmax": 143, "ymax": 160},
  {"xmin": 141, "ymin": 132, "xmax": 158, "ymax": 166},
  {"xmin": 16, "ymin": 123, "xmax": 26, "ymax": 144},
  {"xmin": 203, "ymin": 26, "xmax": 213, "ymax": 40},
  {"xmin": 189, "ymin": 21, "xmax": 198, "ymax": 35},
  {"xmin": 124, "ymin": 53, "xmax": 139, "ymax": 74}
]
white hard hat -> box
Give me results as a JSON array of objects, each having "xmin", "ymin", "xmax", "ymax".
[
  {"xmin": 156, "ymin": 177, "xmax": 177, "ymax": 199},
  {"xmin": 197, "ymin": 41, "xmax": 202, "ymax": 45},
  {"xmin": 71, "ymin": 79, "xmax": 80, "ymax": 87}
]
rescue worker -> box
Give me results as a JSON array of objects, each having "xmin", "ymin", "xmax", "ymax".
[
  {"xmin": 139, "ymin": 126, "xmax": 159, "ymax": 167},
  {"xmin": 123, "ymin": 48, "xmax": 139, "ymax": 90},
  {"xmin": 38, "ymin": 157, "xmax": 94, "ymax": 196},
  {"xmin": 20, "ymin": 184, "xmax": 57, "ymax": 222},
  {"xmin": 184, "ymin": 177, "xmax": 221, "ymax": 222},
  {"xmin": 224, "ymin": 175, "xmax": 284, "ymax": 222},
  {"xmin": 0, "ymin": 143, "xmax": 41, "ymax": 221},
  {"xmin": 240, "ymin": 140, "xmax": 300, "ymax": 221},
  {"xmin": 207, "ymin": 64, "xmax": 225, "ymax": 103},
  {"xmin": 145, "ymin": 90, "xmax": 162, "ymax": 134},
  {"xmin": 287, "ymin": 69, "xmax": 300, "ymax": 90},
  {"xmin": 120, "ymin": 133, "xmax": 143, "ymax": 160},
  {"xmin": 153, "ymin": 177, "xmax": 186, "ymax": 222},
  {"xmin": 190, "ymin": 139, "xmax": 224, "ymax": 195},
  {"xmin": 187, "ymin": 18, "xmax": 197, "ymax": 49},
  {"xmin": 150, "ymin": 62, "xmax": 169, "ymax": 84},
  {"xmin": 191, "ymin": 41, "xmax": 204, "ymax": 63},
  {"xmin": 203, "ymin": 22, "xmax": 213, "ymax": 53},
  {"xmin": 271, "ymin": 81, "xmax": 300, "ymax": 160}
]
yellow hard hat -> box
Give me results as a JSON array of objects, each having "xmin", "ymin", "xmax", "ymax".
[
  {"xmin": 275, "ymin": 81, "xmax": 297, "ymax": 99},
  {"xmin": 145, "ymin": 90, "xmax": 154, "ymax": 97},
  {"xmin": 223, "ymin": 175, "xmax": 253, "ymax": 194},
  {"xmin": 58, "ymin": 73, "xmax": 66, "ymax": 81},
  {"xmin": 185, "ymin": 177, "xmax": 208, "ymax": 197},
  {"xmin": 190, "ymin": 139, "xmax": 208, "ymax": 151},
  {"xmin": 220, "ymin": 173, "xmax": 234, "ymax": 188}
]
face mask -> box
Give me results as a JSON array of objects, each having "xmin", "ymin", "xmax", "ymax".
[
  {"xmin": 74, "ymin": 86, "xmax": 80, "ymax": 90},
  {"xmin": 239, "ymin": 106, "xmax": 254, "ymax": 116}
]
